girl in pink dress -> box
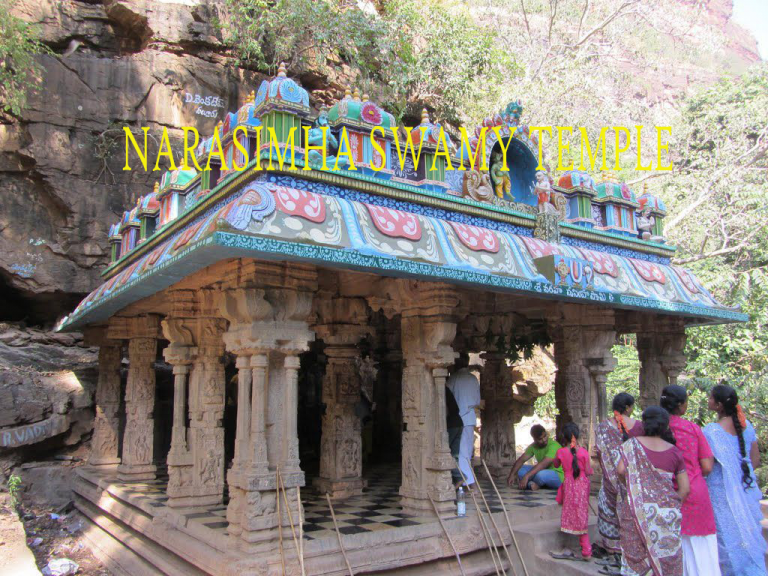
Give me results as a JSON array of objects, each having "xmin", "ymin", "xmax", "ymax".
[
  {"xmin": 661, "ymin": 385, "xmax": 721, "ymax": 576},
  {"xmin": 550, "ymin": 422, "xmax": 594, "ymax": 561}
]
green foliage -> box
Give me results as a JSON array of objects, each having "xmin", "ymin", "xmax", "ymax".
[
  {"xmin": 0, "ymin": 0, "xmax": 49, "ymax": 115},
  {"xmin": 7, "ymin": 474, "xmax": 22, "ymax": 509},
  {"xmin": 221, "ymin": 0, "xmax": 517, "ymax": 123},
  {"xmin": 605, "ymin": 340, "xmax": 640, "ymax": 411}
]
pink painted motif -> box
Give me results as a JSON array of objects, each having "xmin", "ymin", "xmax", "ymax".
[
  {"xmin": 172, "ymin": 221, "xmax": 205, "ymax": 251},
  {"xmin": 520, "ymin": 236, "xmax": 561, "ymax": 259},
  {"xmin": 575, "ymin": 247, "xmax": 619, "ymax": 278},
  {"xmin": 631, "ymin": 259, "xmax": 666, "ymax": 284},
  {"xmin": 372, "ymin": 137, "xmax": 385, "ymax": 169},
  {"xmin": 366, "ymin": 204, "xmax": 422, "ymax": 241},
  {"xmin": 275, "ymin": 187, "xmax": 326, "ymax": 222},
  {"xmin": 449, "ymin": 222, "xmax": 500, "ymax": 253},
  {"xmin": 673, "ymin": 268, "xmax": 701, "ymax": 294}
]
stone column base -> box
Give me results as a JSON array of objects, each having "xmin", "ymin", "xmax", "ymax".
[
  {"xmin": 313, "ymin": 476, "xmax": 366, "ymax": 500},
  {"xmin": 117, "ymin": 464, "xmax": 157, "ymax": 482},
  {"xmin": 87, "ymin": 456, "xmax": 121, "ymax": 466},
  {"xmin": 400, "ymin": 492, "xmax": 454, "ymax": 516},
  {"xmin": 168, "ymin": 492, "xmax": 223, "ymax": 509}
]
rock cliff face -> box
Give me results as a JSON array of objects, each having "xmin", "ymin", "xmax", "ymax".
[{"xmin": 0, "ymin": 0, "xmax": 761, "ymax": 328}]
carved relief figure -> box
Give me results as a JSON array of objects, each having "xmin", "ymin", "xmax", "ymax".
[
  {"xmin": 490, "ymin": 150, "xmax": 511, "ymax": 199},
  {"xmin": 533, "ymin": 171, "xmax": 558, "ymax": 214}
]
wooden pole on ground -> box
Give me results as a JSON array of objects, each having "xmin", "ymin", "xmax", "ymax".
[
  {"xmin": 277, "ymin": 467, "xmax": 285, "ymax": 575},
  {"xmin": 481, "ymin": 460, "xmax": 531, "ymax": 576},
  {"xmin": 457, "ymin": 467, "xmax": 504, "ymax": 575},
  {"xmin": 473, "ymin": 468, "xmax": 517, "ymax": 576},
  {"xmin": 326, "ymin": 492, "xmax": 354, "ymax": 576},
  {"xmin": 277, "ymin": 469, "xmax": 305, "ymax": 576},
  {"xmin": 296, "ymin": 486, "xmax": 305, "ymax": 576},
  {"xmin": 428, "ymin": 494, "xmax": 467, "ymax": 576}
]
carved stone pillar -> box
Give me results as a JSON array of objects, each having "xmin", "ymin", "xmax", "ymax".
[
  {"xmin": 394, "ymin": 282, "xmax": 461, "ymax": 515},
  {"xmin": 219, "ymin": 285, "xmax": 314, "ymax": 550},
  {"xmin": 161, "ymin": 318, "xmax": 197, "ymax": 503},
  {"xmin": 84, "ymin": 328, "xmax": 123, "ymax": 466},
  {"xmin": 550, "ymin": 306, "xmax": 616, "ymax": 446},
  {"xmin": 314, "ymin": 296, "xmax": 372, "ymax": 499},
  {"xmin": 186, "ymin": 315, "xmax": 227, "ymax": 507},
  {"xmin": 479, "ymin": 352, "xmax": 517, "ymax": 476},
  {"xmin": 637, "ymin": 317, "xmax": 687, "ymax": 410},
  {"xmin": 110, "ymin": 315, "xmax": 160, "ymax": 482}
]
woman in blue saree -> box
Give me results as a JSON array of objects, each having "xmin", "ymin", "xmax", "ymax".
[{"xmin": 703, "ymin": 385, "xmax": 766, "ymax": 576}]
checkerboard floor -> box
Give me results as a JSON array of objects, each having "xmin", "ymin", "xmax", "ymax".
[
  {"xmin": 86, "ymin": 464, "xmax": 557, "ymax": 543},
  {"xmin": 300, "ymin": 464, "xmax": 557, "ymax": 541}
]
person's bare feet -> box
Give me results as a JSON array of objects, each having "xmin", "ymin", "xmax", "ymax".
[{"xmin": 529, "ymin": 482, "xmax": 541, "ymax": 491}]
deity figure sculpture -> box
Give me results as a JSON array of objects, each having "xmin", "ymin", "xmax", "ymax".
[
  {"xmin": 490, "ymin": 150, "xmax": 511, "ymax": 199},
  {"xmin": 637, "ymin": 207, "xmax": 663, "ymax": 242},
  {"xmin": 533, "ymin": 170, "xmax": 558, "ymax": 214},
  {"xmin": 307, "ymin": 108, "xmax": 349, "ymax": 169}
]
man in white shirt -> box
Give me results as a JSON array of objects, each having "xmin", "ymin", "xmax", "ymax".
[{"xmin": 446, "ymin": 354, "xmax": 482, "ymax": 488}]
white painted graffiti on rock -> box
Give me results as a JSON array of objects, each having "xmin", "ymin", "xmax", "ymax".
[
  {"xmin": 184, "ymin": 92, "xmax": 226, "ymax": 119},
  {"xmin": 1, "ymin": 415, "xmax": 69, "ymax": 448}
]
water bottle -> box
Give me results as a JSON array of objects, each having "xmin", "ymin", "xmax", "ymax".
[{"xmin": 456, "ymin": 486, "xmax": 466, "ymax": 517}]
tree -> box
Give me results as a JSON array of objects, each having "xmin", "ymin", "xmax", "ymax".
[{"xmin": 0, "ymin": 0, "xmax": 49, "ymax": 115}]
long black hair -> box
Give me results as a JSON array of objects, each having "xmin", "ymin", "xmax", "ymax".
[
  {"xmin": 562, "ymin": 422, "xmax": 581, "ymax": 479},
  {"xmin": 612, "ymin": 392, "xmax": 635, "ymax": 441},
  {"xmin": 660, "ymin": 385, "xmax": 688, "ymax": 415},
  {"xmin": 641, "ymin": 406, "xmax": 676, "ymax": 445},
  {"xmin": 712, "ymin": 384, "xmax": 753, "ymax": 489}
]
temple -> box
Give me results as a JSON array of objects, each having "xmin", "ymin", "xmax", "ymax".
[{"xmin": 58, "ymin": 64, "xmax": 745, "ymax": 576}]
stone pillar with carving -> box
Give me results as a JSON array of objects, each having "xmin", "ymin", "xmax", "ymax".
[
  {"xmin": 186, "ymin": 295, "xmax": 228, "ymax": 508},
  {"xmin": 637, "ymin": 317, "xmax": 687, "ymax": 410},
  {"xmin": 479, "ymin": 352, "xmax": 517, "ymax": 477},
  {"xmin": 161, "ymin": 316, "xmax": 198, "ymax": 505},
  {"xmin": 550, "ymin": 306, "xmax": 616, "ymax": 447},
  {"xmin": 110, "ymin": 315, "xmax": 160, "ymax": 482},
  {"xmin": 396, "ymin": 283, "xmax": 460, "ymax": 515},
  {"xmin": 314, "ymin": 297, "xmax": 372, "ymax": 499},
  {"xmin": 218, "ymin": 283, "xmax": 314, "ymax": 551},
  {"xmin": 84, "ymin": 328, "xmax": 123, "ymax": 466}
]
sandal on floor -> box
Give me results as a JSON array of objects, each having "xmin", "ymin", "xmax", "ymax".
[
  {"xmin": 598, "ymin": 566, "xmax": 621, "ymax": 575},
  {"xmin": 549, "ymin": 549, "xmax": 583, "ymax": 561}
]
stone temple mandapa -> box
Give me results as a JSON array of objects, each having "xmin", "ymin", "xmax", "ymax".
[{"xmin": 58, "ymin": 64, "xmax": 745, "ymax": 576}]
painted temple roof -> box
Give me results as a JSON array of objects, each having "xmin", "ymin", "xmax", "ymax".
[{"xmin": 56, "ymin": 67, "xmax": 747, "ymax": 331}]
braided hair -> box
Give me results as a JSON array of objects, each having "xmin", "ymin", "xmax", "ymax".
[
  {"xmin": 642, "ymin": 406, "xmax": 677, "ymax": 445},
  {"xmin": 611, "ymin": 392, "xmax": 635, "ymax": 441},
  {"xmin": 712, "ymin": 385, "xmax": 753, "ymax": 489},
  {"xmin": 562, "ymin": 422, "xmax": 581, "ymax": 479}
]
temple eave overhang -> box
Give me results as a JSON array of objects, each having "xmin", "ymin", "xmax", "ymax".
[{"xmin": 58, "ymin": 176, "xmax": 746, "ymax": 332}]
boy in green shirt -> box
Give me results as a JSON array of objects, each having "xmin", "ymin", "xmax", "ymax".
[{"xmin": 506, "ymin": 424, "xmax": 564, "ymax": 490}]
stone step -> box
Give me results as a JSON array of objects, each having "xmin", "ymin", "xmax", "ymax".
[
  {"xmin": 533, "ymin": 552, "xmax": 607, "ymax": 576},
  {"xmin": 507, "ymin": 515, "xmax": 605, "ymax": 576}
]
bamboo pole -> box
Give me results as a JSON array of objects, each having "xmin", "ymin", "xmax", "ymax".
[
  {"xmin": 481, "ymin": 460, "xmax": 531, "ymax": 576},
  {"xmin": 473, "ymin": 468, "xmax": 517, "ymax": 576},
  {"xmin": 297, "ymin": 486, "xmax": 305, "ymax": 576},
  {"xmin": 326, "ymin": 493, "xmax": 354, "ymax": 576},
  {"xmin": 457, "ymin": 467, "xmax": 503, "ymax": 575},
  {"xmin": 429, "ymin": 494, "xmax": 467, "ymax": 576},
  {"xmin": 277, "ymin": 467, "xmax": 285, "ymax": 576},
  {"xmin": 277, "ymin": 468, "xmax": 305, "ymax": 576}
]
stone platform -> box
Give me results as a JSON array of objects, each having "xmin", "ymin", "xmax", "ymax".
[{"xmin": 75, "ymin": 464, "xmax": 611, "ymax": 576}]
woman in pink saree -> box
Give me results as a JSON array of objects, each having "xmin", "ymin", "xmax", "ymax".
[{"xmin": 617, "ymin": 406, "xmax": 690, "ymax": 576}]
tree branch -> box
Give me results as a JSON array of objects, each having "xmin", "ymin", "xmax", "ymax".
[{"xmin": 665, "ymin": 127, "xmax": 768, "ymax": 233}]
